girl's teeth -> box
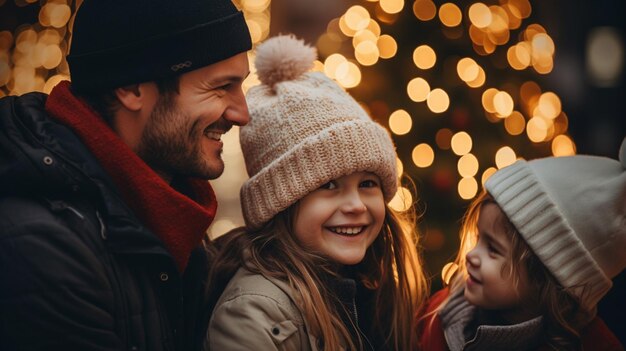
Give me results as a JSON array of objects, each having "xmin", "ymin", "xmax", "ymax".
[{"xmin": 328, "ymin": 226, "xmax": 364, "ymax": 235}]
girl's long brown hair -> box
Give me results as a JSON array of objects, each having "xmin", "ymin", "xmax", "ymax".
[
  {"xmin": 426, "ymin": 190, "xmax": 591, "ymax": 350},
  {"xmin": 206, "ymin": 201, "xmax": 428, "ymax": 351}
]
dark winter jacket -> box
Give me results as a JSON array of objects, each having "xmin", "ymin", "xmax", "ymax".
[{"xmin": 0, "ymin": 92, "xmax": 211, "ymax": 351}]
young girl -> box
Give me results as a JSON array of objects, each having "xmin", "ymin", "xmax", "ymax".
[
  {"xmin": 419, "ymin": 140, "xmax": 626, "ymax": 351},
  {"xmin": 205, "ymin": 35, "xmax": 429, "ymax": 350}
]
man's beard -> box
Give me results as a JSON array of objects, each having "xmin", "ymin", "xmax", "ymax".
[{"xmin": 136, "ymin": 93, "xmax": 225, "ymax": 181}]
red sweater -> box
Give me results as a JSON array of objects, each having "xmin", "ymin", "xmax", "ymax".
[{"xmin": 417, "ymin": 288, "xmax": 624, "ymax": 351}]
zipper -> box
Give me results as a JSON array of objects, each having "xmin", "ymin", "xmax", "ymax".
[{"xmin": 351, "ymin": 298, "xmax": 375, "ymax": 351}]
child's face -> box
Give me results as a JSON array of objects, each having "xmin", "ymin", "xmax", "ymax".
[
  {"xmin": 464, "ymin": 203, "xmax": 534, "ymax": 322},
  {"xmin": 293, "ymin": 171, "xmax": 385, "ymax": 265}
]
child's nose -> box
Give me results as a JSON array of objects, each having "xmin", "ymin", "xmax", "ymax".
[
  {"xmin": 466, "ymin": 249, "xmax": 480, "ymax": 267},
  {"xmin": 340, "ymin": 191, "xmax": 367, "ymax": 214}
]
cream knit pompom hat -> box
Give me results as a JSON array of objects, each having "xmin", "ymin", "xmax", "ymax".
[
  {"xmin": 485, "ymin": 138, "xmax": 626, "ymax": 313},
  {"xmin": 240, "ymin": 34, "xmax": 398, "ymax": 229}
]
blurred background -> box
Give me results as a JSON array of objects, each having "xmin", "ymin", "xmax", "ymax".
[{"xmin": 1, "ymin": 0, "xmax": 624, "ymax": 339}]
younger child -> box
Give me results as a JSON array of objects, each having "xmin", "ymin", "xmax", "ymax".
[
  {"xmin": 205, "ymin": 35, "xmax": 429, "ymax": 350},
  {"xmin": 419, "ymin": 140, "xmax": 626, "ymax": 351}
]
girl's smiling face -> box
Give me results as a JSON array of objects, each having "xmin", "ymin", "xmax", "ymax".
[
  {"xmin": 464, "ymin": 202, "xmax": 536, "ymax": 323},
  {"xmin": 293, "ymin": 171, "xmax": 385, "ymax": 266}
]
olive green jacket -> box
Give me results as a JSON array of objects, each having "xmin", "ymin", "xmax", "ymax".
[{"xmin": 206, "ymin": 267, "xmax": 324, "ymax": 351}]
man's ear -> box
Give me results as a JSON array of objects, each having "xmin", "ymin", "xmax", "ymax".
[{"xmin": 114, "ymin": 84, "xmax": 143, "ymax": 111}]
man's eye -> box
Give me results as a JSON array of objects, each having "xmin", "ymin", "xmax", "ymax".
[{"xmin": 319, "ymin": 181, "xmax": 337, "ymax": 190}]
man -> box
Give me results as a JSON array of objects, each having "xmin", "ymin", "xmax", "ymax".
[{"xmin": 0, "ymin": 0, "xmax": 251, "ymax": 350}]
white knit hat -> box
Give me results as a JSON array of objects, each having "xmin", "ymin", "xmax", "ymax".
[
  {"xmin": 485, "ymin": 138, "xmax": 626, "ymax": 313},
  {"xmin": 240, "ymin": 34, "xmax": 398, "ymax": 229}
]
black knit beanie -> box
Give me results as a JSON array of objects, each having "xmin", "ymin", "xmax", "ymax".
[{"xmin": 67, "ymin": 0, "xmax": 252, "ymax": 93}]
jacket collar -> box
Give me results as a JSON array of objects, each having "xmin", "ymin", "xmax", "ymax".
[{"xmin": 440, "ymin": 288, "xmax": 544, "ymax": 351}]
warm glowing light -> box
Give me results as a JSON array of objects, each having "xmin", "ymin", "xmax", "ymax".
[
  {"xmin": 504, "ymin": 111, "xmax": 525, "ymax": 135},
  {"xmin": 552, "ymin": 134, "xmax": 577, "ymax": 156},
  {"xmin": 441, "ymin": 262, "xmax": 458, "ymax": 285},
  {"xmin": 413, "ymin": 0, "xmax": 437, "ymax": 21},
  {"xmin": 345, "ymin": 5, "xmax": 371, "ymax": 31},
  {"xmin": 380, "ymin": 0, "xmax": 404, "ymax": 14},
  {"xmin": 531, "ymin": 33, "xmax": 555, "ymax": 56},
  {"xmin": 41, "ymin": 44, "xmax": 62, "ymax": 69},
  {"xmin": 339, "ymin": 15, "xmax": 358, "ymax": 37},
  {"xmin": 389, "ymin": 109, "xmax": 413, "ymax": 135},
  {"xmin": 451, "ymin": 131, "xmax": 472, "ymax": 156},
  {"xmin": 481, "ymin": 88, "xmax": 499, "ymax": 113},
  {"xmin": 324, "ymin": 54, "xmax": 347, "ymax": 79},
  {"xmin": 335, "ymin": 61, "xmax": 361, "ymax": 88},
  {"xmin": 468, "ymin": 3, "xmax": 492, "ymax": 29},
  {"xmin": 389, "ymin": 186, "xmax": 413, "ymax": 212},
  {"xmin": 493, "ymin": 91, "xmax": 514, "ymax": 117},
  {"xmin": 407, "ymin": 77, "xmax": 430, "ymax": 102},
  {"xmin": 246, "ymin": 20, "xmax": 263, "ymax": 43},
  {"xmin": 526, "ymin": 116, "xmax": 548, "ymax": 142},
  {"xmin": 426, "ymin": 88, "xmax": 450, "ymax": 113},
  {"xmin": 396, "ymin": 157, "xmax": 404, "ymax": 177},
  {"xmin": 48, "ymin": 4, "xmax": 72, "ymax": 28},
  {"xmin": 458, "ymin": 153, "xmax": 479, "ymax": 177},
  {"xmin": 466, "ymin": 67, "xmax": 486, "ymax": 88},
  {"xmin": 435, "ymin": 128, "xmax": 453, "ymax": 150},
  {"xmin": 481, "ymin": 167, "xmax": 497, "ymax": 186},
  {"xmin": 378, "ymin": 34, "xmax": 397, "ymax": 58},
  {"xmin": 353, "ymin": 29, "xmax": 378, "ymax": 47},
  {"xmin": 458, "ymin": 177, "xmax": 478, "ymax": 199},
  {"xmin": 412, "ymin": 143, "xmax": 435, "ymax": 168},
  {"xmin": 457, "ymin": 57, "xmax": 479, "ymax": 82},
  {"xmin": 355, "ymin": 41, "xmax": 380, "ymax": 66},
  {"xmin": 553, "ymin": 112, "xmax": 569, "ymax": 135},
  {"xmin": 495, "ymin": 146, "xmax": 517, "ymax": 168},
  {"xmin": 366, "ymin": 19, "xmax": 382, "ymax": 37},
  {"xmin": 507, "ymin": 43, "xmax": 531, "ymax": 70},
  {"xmin": 413, "ymin": 45, "xmax": 436, "ymax": 69},
  {"xmin": 537, "ymin": 92, "xmax": 561, "ymax": 119},
  {"xmin": 439, "ymin": 3, "xmax": 462, "ymax": 27}
]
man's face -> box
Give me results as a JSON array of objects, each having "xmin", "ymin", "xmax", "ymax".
[{"xmin": 137, "ymin": 52, "xmax": 250, "ymax": 180}]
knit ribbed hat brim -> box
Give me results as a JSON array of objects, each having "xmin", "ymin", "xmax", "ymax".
[
  {"xmin": 485, "ymin": 160, "xmax": 612, "ymax": 311},
  {"xmin": 241, "ymin": 120, "xmax": 397, "ymax": 229}
]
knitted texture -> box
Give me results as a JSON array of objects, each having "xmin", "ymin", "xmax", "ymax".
[
  {"xmin": 485, "ymin": 138, "xmax": 626, "ymax": 313},
  {"xmin": 240, "ymin": 35, "xmax": 398, "ymax": 228},
  {"xmin": 68, "ymin": 0, "xmax": 251, "ymax": 92}
]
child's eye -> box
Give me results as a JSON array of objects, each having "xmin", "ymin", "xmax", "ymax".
[
  {"xmin": 487, "ymin": 243, "xmax": 500, "ymax": 255},
  {"xmin": 319, "ymin": 181, "xmax": 337, "ymax": 190},
  {"xmin": 360, "ymin": 179, "xmax": 379, "ymax": 188}
]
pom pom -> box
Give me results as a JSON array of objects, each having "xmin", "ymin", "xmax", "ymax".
[{"xmin": 254, "ymin": 34, "xmax": 317, "ymax": 89}]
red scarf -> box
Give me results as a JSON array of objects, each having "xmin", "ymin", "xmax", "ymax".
[{"xmin": 45, "ymin": 81, "xmax": 217, "ymax": 272}]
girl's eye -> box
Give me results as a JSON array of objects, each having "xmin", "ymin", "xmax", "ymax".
[
  {"xmin": 360, "ymin": 179, "xmax": 379, "ymax": 188},
  {"xmin": 319, "ymin": 181, "xmax": 337, "ymax": 190},
  {"xmin": 487, "ymin": 243, "xmax": 500, "ymax": 255}
]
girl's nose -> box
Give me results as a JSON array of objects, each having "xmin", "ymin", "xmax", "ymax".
[
  {"xmin": 341, "ymin": 190, "xmax": 367, "ymax": 214},
  {"xmin": 466, "ymin": 248, "xmax": 480, "ymax": 267}
]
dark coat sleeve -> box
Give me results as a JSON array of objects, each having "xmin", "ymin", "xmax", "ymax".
[{"xmin": 0, "ymin": 198, "xmax": 124, "ymax": 350}]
